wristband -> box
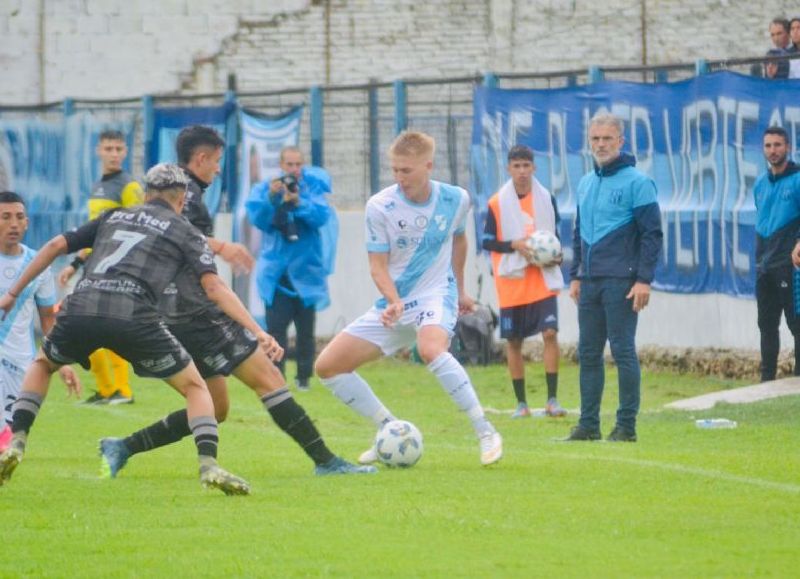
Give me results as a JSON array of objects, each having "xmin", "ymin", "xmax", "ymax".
[{"xmin": 70, "ymin": 256, "xmax": 85, "ymax": 270}]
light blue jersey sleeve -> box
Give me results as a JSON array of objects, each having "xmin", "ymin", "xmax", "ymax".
[
  {"xmin": 365, "ymin": 200, "xmax": 390, "ymax": 253},
  {"xmin": 453, "ymin": 189, "xmax": 470, "ymax": 235},
  {"xmin": 34, "ymin": 266, "xmax": 57, "ymax": 308}
]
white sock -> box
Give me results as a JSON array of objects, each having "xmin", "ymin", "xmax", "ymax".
[
  {"xmin": 427, "ymin": 352, "xmax": 494, "ymax": 437},
  {"xmin": 320, "ymin": 372, "xmax": 395, "ymax": 428}
]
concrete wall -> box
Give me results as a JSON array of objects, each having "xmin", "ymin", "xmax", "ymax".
[{"xmin": 2, "ymin": 1, "xmax": 797, "ymax": 103}]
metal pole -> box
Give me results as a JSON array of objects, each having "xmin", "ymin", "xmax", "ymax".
[
  {"xmin": 310, "ymin": 86, "xmax": 324, "ymax": 167},
  {"xmin": 368, "ymin": 80, "xmax": 380, "ymax": 195},
  {"xmin": 393, "ymin": 80, "xmax": 407, "ymax": 135}
]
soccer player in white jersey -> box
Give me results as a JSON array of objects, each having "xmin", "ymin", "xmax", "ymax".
[
  {"xmin": 0, "ymin": 192, "xmax": 81, "ymax": 451},
  {"xmin": 315, "ymin": 131, "xmax": 503, "ymax": 466}
]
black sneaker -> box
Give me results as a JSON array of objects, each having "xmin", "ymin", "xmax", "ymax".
[
  {"xmin": 295, "ymin": 378, "xmax": 310, "ymax": 392},
  {"xmin": 607, "ymin": 427, "xmax": 637, "ymax": 442},
  {"xmin": 561, "ymin": 426, "xmax": 601, "ymax": 441},
  {"xmin": 107, "ymin": 392, "xmax": 134, "ymax": 405},
  {"xmin": 81, "ymin": 392, "xmax": 110, "ymax": 405}
]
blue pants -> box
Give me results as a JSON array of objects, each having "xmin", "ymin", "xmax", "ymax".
[{"xmin": 577, "ymin": 278, "xmax": 640, "ymax": 433}]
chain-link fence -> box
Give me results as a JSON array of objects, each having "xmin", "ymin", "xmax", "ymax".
[{"xmin": 0, "ymin": 53, "xmax": 793, "ymax": 224}]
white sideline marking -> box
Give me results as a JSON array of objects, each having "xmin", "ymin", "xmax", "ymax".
[
  {"xmin": 555, "ymin": 452, "xmax": 800, "ymax": 494},
  {"xmin": 665, "ymin": 377, "xmax": 800, "ymax": 411}
]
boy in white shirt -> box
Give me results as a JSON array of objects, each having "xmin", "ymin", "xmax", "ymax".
[
  {"xmin": 315, "ymin": 131, "xmax": 502, "ymax": 466},
  {"xmin": 0, "ymin": 192, "xmax": 80, "ymax": 451}
]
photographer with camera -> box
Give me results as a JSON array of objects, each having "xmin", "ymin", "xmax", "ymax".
[{"xmin": 246, "ymin": 146, "xmax": 336, "ymax": 391}]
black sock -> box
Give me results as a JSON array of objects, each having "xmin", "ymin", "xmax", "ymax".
[
  {"xmin": 11, "ymin": 392, "xmax": 44, "ymax": 434},
  {"xmin": 123, "ymin": 409, "xmax": 191, "ymax": 456},
  {"xmin": 262, "ymin": 388, "xmax": 335, "ymax": 466},
  {"xmin": 512, "ymin": 378, "xmax": 526, "ymax": 404},
  {"xmin": 546, "ymin": 372, "xmax": 558, "ymax": 400},
  {"xmin": 189, "ymin": 416, "xmax": 219, "ymax": 459}
]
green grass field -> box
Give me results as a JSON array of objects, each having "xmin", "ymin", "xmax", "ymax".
[{"xmin": 0, "ymin": 359, "xmax": 798, "ymax": 578}]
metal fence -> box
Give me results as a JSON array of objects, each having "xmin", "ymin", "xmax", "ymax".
[{"xmin": 0, "ymin": 53, "xmax": 795, "ymax": 214}]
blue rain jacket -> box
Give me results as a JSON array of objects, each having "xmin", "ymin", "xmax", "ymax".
[{"xmin": 246, "ymin": 166, "xmax": 338, "ymax": 310}]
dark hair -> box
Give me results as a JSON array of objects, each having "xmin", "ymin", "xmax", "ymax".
[
  {"xmin": 98, "ymin": 129, "xmax": 125, "ymax": 142},
  {"xmin": 175, "ymin": 125, "xmax": 225, "ymax": 165},
  {"xmin": 508, "ymin": 144, "xmax": 534, "ymax": 162},
  {"xmin": 772, "ymin": 17, "xmax": 790, "ymax": 32},
  {"xmin": 0, "ymin": 191, "xmax": 24, "ymax": 206},
  {"xmin": 764, "ymin": 126, "xmax": 790, "ymax": 143}
]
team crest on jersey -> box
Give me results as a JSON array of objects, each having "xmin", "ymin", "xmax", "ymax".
[
  {"xmin": 396, "ymin": 237, "xmax": 409, "ymax": 249},
  {"xmin": 414, "ymin": 215, "xmax": 428, "ymax": 229},
  {"xmin": 781, "ymin": 187, "xmax": 791, "ymax": 200},
  {"xmin": 433, "ymin": 215, "xmax": 447, "ymax": 231},
  {"xmin": 610, "ymin": 189, "xmax": 623, "ymax": 204},
  {"xmin": 199, "ymin": 252, "xmax": 214, "ymax": 265},
  {"xmin": 92, "ymin": 186, "xmax": 104, "ymax": 197},
  {"xmin": 3, "ymin": 266, "xmax": 16, "ymax": 280}
]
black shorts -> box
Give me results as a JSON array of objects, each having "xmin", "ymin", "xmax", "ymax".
[
  {"xmin": 499, "ymin": 296, "xmax": 559, "ymax": 340},
  {"xmin": 168, "ymin": 312, "xmax": 259, "ymax": 379},
  {"xmin": 43, "ymin": 315, "xmax": 192, "ymax": 379}
]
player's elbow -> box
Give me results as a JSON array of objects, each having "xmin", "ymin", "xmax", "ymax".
[{"xmin": 200, "ymin": 273, "xmax": 225, "ymax": 302}]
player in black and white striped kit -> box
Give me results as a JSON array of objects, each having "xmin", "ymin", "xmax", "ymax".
[
  {"xmin": 99, "ymin": 126, "xmax": 375, "ymax": 477},
  {"xmin": 0, "ymin": 164, "xmax": 268, "ymax": 495}
]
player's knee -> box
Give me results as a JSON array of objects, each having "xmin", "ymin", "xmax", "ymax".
[
  {"xmin": 215, "ymin": 404, "xmax": 229, "ymax": 423},
  {"xmin": 416, "ymin": 343, "xmax": 446, "ymax": 365},
  {"xmin": 542, "ymin": 328, "xmax": 558, "ymax": 342},
  {"xmin": 315, "ymin": 358, "xmax": 333, "ymax": 379}
]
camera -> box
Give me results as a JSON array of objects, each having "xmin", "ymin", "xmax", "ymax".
[
  {"xmin": 274, "ymin": 175, "xmax": 300, "ymax": 242},
  {"xmin": 280, "ymin": 174, "xmax": 299, "ymax": 194}
]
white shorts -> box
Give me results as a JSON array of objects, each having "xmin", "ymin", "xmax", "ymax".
[
  {"xmin": 1, "ymin": 356, "xmax": 27, "ymax": 422},
  {"xmin": 344, "ymin": 293, "xmax": 458, "ymax": 355}
]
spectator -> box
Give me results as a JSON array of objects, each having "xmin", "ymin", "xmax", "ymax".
[
  {"xmin": 756, "ymin": 127, "xmax": 800, "ymax": 382},
  {"xmin": 57, "ymin": 129, "xmax": 140, "ymax": 405},
  {"xmin": 481, "ymin": 145, "xmax": 566, "ymax": 418},
  {"xmin": 246, "ymin": 147, "xmax": 336, "ymax": 391},
  {"xmin": 564, "ymin": 113, "xmax": 663, "ymax": 443},
  {"xmin": 788, "ymin": 18, "xmax": 800, "ymax": 78},
  {"xmin": 766, "ymin": 18, "xmax": 791, "ymax": 79}
]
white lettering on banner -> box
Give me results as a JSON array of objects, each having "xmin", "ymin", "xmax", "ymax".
[
  {"xmin": 717, "ymin": 96, "xmax": 736, "ymax": 268},
  {"xmin": 785, "ymin": 107, "xmax": 800, "ymax": 162},
  {"xmin": 508, "ymin": 110, "xmax": 532, "ymax": 147},
  {"xmin": 630, "ymin": 106, "xmax": 653, "ymax": 176},
  {"xmin": 733, "ymin": 100, "xmax": 759, "ymax": 273},
  {"xmin": 548, "ymin": 111, "xmax": 570, "ymax": 204},
  {"xmin": 475, "ymin": 96, "xmax": 800, "ymax": 283}
]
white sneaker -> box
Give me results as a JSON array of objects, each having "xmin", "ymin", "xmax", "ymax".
[
  {"xmin": 479, "ymin": 431, "xmax": 503, "ymax": 466},
  {"xmin": 358, "ymin": 445, "xmax": 379, "ymax": 465}
]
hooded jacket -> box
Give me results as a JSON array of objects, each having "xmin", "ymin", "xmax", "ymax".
[
  {"xmin": 570, "ymin": 153, "xmax": 663, "ymax": 283},
  {"xmin": 246, "ymin": 166, "xmax": 336, "ymax": 310}
]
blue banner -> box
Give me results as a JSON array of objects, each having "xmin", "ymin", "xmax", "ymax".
[
  {"xmin": 0, "ymin": 112, "xmax": 136, "ymax": 249},
  {"xmin": 235, "ymin": 107, "xmax": 304, "ymax": 326},
  {"xmin": 150, "ymin": 103, "xmax": 234, "ymax": 215},
  {"xmin": 471, "ymin": 71, "xmax": 800, "ymax": 297}
]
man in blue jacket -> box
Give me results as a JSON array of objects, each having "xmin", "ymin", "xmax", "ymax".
[
  {"xmin": 565, "ymin": 113, "xmax": 663, "ymax": 443},
  {"xmin": 756, "ymin": 126, "xmax": 800, "ymax": 382},
  {"xmin": 246, "ymin": 147, "xmax": 336, "ymax": 391}
]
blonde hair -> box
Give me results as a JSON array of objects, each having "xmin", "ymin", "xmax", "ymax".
[{"xmin": 388, "ymin": 131, "xmax": 435, "ymax": 160}]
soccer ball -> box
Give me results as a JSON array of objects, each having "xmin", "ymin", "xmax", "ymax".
[
  {"xmin": 526, "ymin": 230, "xmax": 562, "ymax": 267},
  {"xmin": 375, "ymin": 420, "xmax": 424, "ymax": 468}
]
